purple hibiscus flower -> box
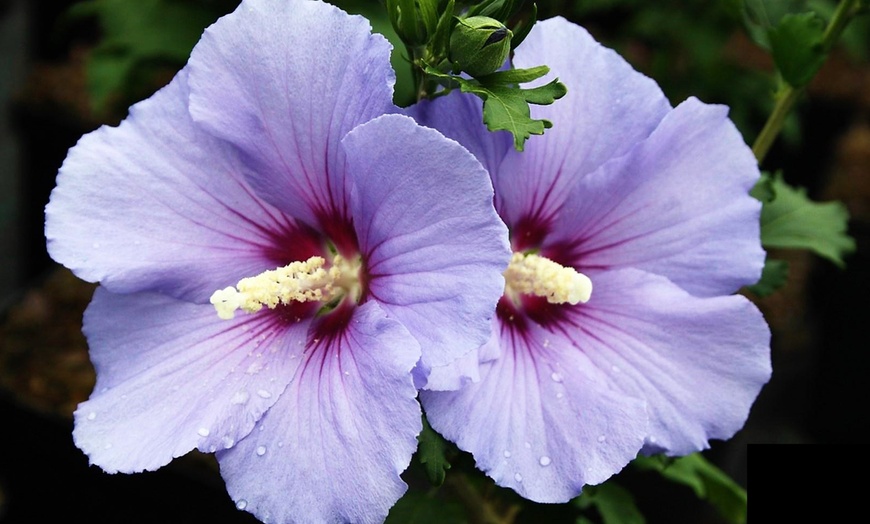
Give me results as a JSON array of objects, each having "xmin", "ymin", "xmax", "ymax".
[
  {"xmin": 410, "ymin": 17, "xmax": 772, "ymax": 502},
  {"xmin": 44, "ymin": 0, "xmax": 510, "ymax": 521}
]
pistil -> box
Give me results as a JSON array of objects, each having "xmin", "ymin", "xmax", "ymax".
[
  {"xmin": 503, "ymin": 252, "xmax": 592, "ymax": 306},
  {"xmin": 210, "ymin": 254, "xmax": 360, "ymax": 319}
]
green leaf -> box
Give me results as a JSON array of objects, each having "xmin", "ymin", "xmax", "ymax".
[
  {"xmin": 750, "ymin": 171, "xmax": 776, "ymax": 203},
  {"xmin": 73, "ymin": 0, "xmax": 222, "ymax": 110},
  {"xmin": 740, "ymin": 0, "xmax": 810, "ymax": 47},
  {"xmin": 768, "ymin": 12, "xmax": 828, "ymax": 87},
  {"xmin": 477, "ymin": 65, "xmax": 550, "ymax": 84},
  {"xmin": 634, "ymin": 454, "xmax": 747, "ymax": 524},
  {"xmin": 760, "ymin": 173, "xmax": 855, "ymax": 266},
  {"xmin": 417, "ymin": 415, "xmax": 451, "ymax": 486},
  {"xmin": 574, "ymin": 482, "xmax": 646, "ymax": 524},
  {"xmin": 424, "ymin": 66, "xmax": 566, "ymax": 150},
  {"xmin": 746, "ymin": 258, "xmax": 790, "ymax": 297},
  {"xmin": 510, "ymin": 3, "xmax": 536, "ymax": 50}
]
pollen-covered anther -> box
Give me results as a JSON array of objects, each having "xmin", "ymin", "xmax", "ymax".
[
  {"xmin": 504, "ymin": 252, "xmax": 592, "ymax": 305},
  {"xmin": 210, "ymin": 255, "xmax": 351, "ymax": 319}
]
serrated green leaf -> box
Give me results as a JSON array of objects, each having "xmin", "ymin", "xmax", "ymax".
[
  {"xmin": 519, "ymin": 78, "xmax": 567, "ymax": 104},
  {"xmin": 746, "ymin": 258, "xmax": 790, "ymax": 297},
  {"xmin": 760, "ymin": 173, "xmax": 855, "ymax": 266},
  {"xmin": 424, "ymin": 66, "xmax": 567, "ymax": 150},
  {"xmin": 769, "ymin": 12, "xmax": 827, "ymax": 87},
  {"xmin": 574, "ymin": 483, "xmax": 645, "ymax": 524},
  {"xmin": 417, "ymin": 415, "xmax": 451, "ymax": 486},
  {"xmin": 634, "ymin": 453, "xmax": 747, "ymax": 524},
  {"xmin": 477, "ymin": 65, "xmax": 549, "ymax": 84}
]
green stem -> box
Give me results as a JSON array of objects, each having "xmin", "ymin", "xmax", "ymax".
[{"xmin": 751, "ymin": 0, "xmax": 861, "ymax": 163}]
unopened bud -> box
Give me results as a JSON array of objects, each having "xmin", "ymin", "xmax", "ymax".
[{"xmin": 449, "ymin": 16, "xmax": 512, "ymax": 77}]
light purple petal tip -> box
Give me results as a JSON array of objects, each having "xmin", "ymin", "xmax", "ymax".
[
  {"xmin": 548, "ymin": 98, "xmax": 764, "ymax": 296},
  {"xmin": 217, "ymin": 301, "xmax": 421, "ymax": 524},
  {"xmin": 45, "ymin": 70, "xmax": 305, "ymax": 302},
  {"xmin": 188, "ymin": 0, "xmax": 396, "ymax": 227},
  {"xmin": 343, "ymin": 114, "xmax": 511, "ymax": 389},
  {"xmin": 74, "ymin": 288, "xmax": 310, "ymax": 473},
  {"xmin": 494, "ymin": 16, "xmax": 672, "ymax": 226},
  {"xmin": 422, "ymin": 319, "xmax": 648, "ymax": 502}
]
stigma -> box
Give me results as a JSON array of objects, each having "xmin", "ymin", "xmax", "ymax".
[
  {"xmin": 210, "ymin": 254, "xmax": 361, "ymax": 319},
  {"xmin": 503, "ymin": 252, "xmax": 592, "ymax": 305}
]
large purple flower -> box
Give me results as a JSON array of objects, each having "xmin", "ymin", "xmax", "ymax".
[
  {"xmin": 44, "ymin": 0, "xmax": 509, "ymax": 521},
  {"xmin": 410, "ymin": 18, "xmax": 771, "ymax": 502}
]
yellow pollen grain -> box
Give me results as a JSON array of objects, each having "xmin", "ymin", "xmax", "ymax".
[
  {"xmin": 210, "ymin": 255, "xmax": 345, "ymax": 320},
  {"xmin": 504, "ymin": 252, "xmax": 592, "ymax": 305}
]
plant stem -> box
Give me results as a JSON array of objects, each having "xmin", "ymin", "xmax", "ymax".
[{"xmin": 751, "ymin": 0, "xmax": 861, "ymax": 163}]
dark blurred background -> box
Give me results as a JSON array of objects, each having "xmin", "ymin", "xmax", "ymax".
[{"xmin": 1, "ymin": 0, "xmax": 868, "ymax": 522}]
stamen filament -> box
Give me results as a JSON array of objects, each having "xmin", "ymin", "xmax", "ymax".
[{"xmin": 504, "ymin": 252, "xmax": 592, "ymax": 305}]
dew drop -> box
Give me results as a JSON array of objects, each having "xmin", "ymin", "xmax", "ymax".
[
  {"xmin": 86, "ymin": 411, "xmax": 96, "ymax": 421},
  {"xmin": 344, "ymin": 371, "xmax": 350, "ymax": 376},
  {"xmin": 197, "ymin": 427, "xmax": 210, "ymax": 437},
  {"xmin": 503, "ymin": 450, "xmax": 511, "ymax": 458},
  {"xmin": 236, "ymin": 500, "xmax": 248, "ymax": 510},
  {"xmin": 556, "ymin": 392, "xmax": 564, "ymax": 399},
  {"xmin": 649, "ymin": 435, "xmax": 657, "ymax": 444},
  {"xmin": 524, "ymin": 442, "xmax": 531, "ymax": 449},
  {"xmin": 256, "ymin": 445, "xmax": 267, "ymax": 456},
  {"xmin": 543, "ymin": 339, "xmax": 550, "ymax": 348},
  {"xmin": 256, "ymin": 389, "xmax": 272, "ymax": 399},
  {"xmin": 597, "ymin": 435, "xmax": 606, "ymax": 443},
  {"xmin": 222, "ymin": 436, "xmax": 235, "ymax": 449},
  {"xmin": 104, "ymin": 443, "xmax": 113, "ymax": 450},
  {"xmin": 611, "ymin": 365, "xmax": 620, "ymax": 373},
  {"xmin": 550, "ymin": 372, "xmax": 562, "ymax": 383},
  {"xmin": 539, "ymin": 456, "xmax": 551, "ymax": 467},
  {"xmin": 92, "ymin": 242, "xmax": 100, "ymax": 249},
  {"xmin": 277, "ymin": 441, "xmax": 284, "ymax": 448},
  {"xmin": 231, "ymin": 390, "xmax": 249, "ymax": 405},
  {"xmin": 514, "ymin": 473, "xmax": 523, "ymax": 482}
]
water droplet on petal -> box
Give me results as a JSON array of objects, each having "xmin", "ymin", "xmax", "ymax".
[
  {"xmin": 649, "ymin": 436, "xmax": 657, "ymax": 443},
  {"xmin": 256, "ymin": 445, "xmax": 267, "ymax": 456},
  {"xmin": 550, "ymin": 372, "xmax": 562, "ymax": 383},
  {"xmin": 556, "ymin": 392, "xmax": 563, "ymax": 399},
  {"xmin": 104, "ymin": 443, "xmax": 112, "ymax": 450},
  {"xmin": 236, "ymin": 500, "xmax": 248, "ymax": 510},
  {"xmin": 222, "ymin": 436, "xmax": 235, "ymax": 449},
  {"xmin": 503, "ymin": 450, "xmax": 511, "ymax": 458},
  {"xmin": 86, "ymin": 411, "xmax": 96, "ymax": 421},
  {"xmin": 611, "ymin": 365, "xmax": 620, "ymax": 373},
  {"xmin": 92, "ymin": 242, "xmax": 100, "ymax": 249},
  {"xmin": 231, "ymin": 390, "xmax": 249, "ymax": 405},
  {"xmin": 597, "ymin": 435, "xmax": 606, "ymax": 443},
  {"xmin": 539, "ymin": 456, "xmax": 551, "ymax": 467},
  {"xmin": 514, "ymin": 473, "xmax": 523, "ymax": 482},
  {"xmin": 197, "ymin": 427, "xmax": 210, "ymax": 437},
  {"xmin": 524, "ymin": 442, "xmax": 531, "ymax": 449},
  {"xmin": 257, "ymin": 389, "xmax": 272, "ymax": 399}
]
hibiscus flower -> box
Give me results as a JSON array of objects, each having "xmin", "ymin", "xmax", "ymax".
[
  {"xmin": 410, "ymin": 17, "xmax": 771, "ymax": 502},
  {"xmin": 45, "ymin": 0, "xmax": 509, "ymax": 521}
]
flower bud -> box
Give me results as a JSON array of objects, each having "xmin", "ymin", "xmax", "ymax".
[{"xmin": 449, "ymin": 16, "xmax": 513, "ymax": 77}]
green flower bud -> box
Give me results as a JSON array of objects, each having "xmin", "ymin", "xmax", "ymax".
[{"xmin": 449, "ymin": 16, "xmax": 513, "ymax": 77}]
